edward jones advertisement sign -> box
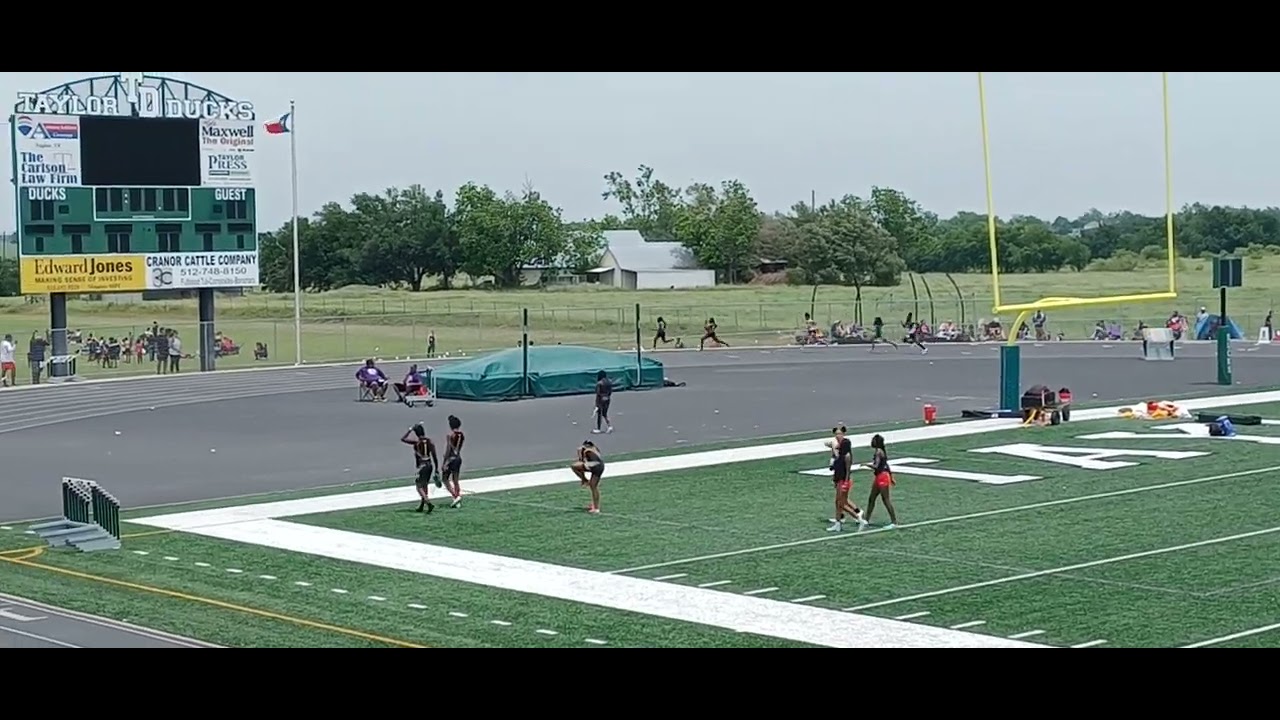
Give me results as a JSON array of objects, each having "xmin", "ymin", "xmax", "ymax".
[
  {"xmin": 21, "ymin": 255, "xmax": 146, "ymax": 294},
  {"xmin": 199, "ymin": 118, "xmax": 256, "ymax": 187},
  {"xmin": 21, "ymin": 253, "xmax": 259, "ymax": 294}
]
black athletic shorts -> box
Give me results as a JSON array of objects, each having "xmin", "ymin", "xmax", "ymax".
[
  {"xmin": 445, "ymin": 456, "xmax": 462, "ymax": 475},
  {"xmin": 415, "ymin": 463, "xmax": 435, "ymax": 486},
  {"xmin": 586, "ymin": 461, "xmax": 605, "ymax": 478},
  {"xmin": 831, "ymin": 463, "xmax": 850, "ymax": 484}
]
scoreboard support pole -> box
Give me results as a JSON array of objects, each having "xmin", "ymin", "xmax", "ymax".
[
  {"xmin": 48, "ymin": 294, "xmax": 72, "ymax": 381},
  {"xmin": 198, "ymin": 289, "xmax": 217, "ymax": 373}
]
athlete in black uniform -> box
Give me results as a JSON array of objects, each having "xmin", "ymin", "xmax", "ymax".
[
  {"xmin": 869, "ymin": 316, "xmax": 897, "ymax": 351},
  {"xmin": 401, "ymin": 423, "xmax": 440, "ymax": 513},
  {"xmin": 827, "ymin": 425, "xmax": 866, "ymax": 533},
  {"xmin": 862, "ymin": 433, "xmax": 898, "ymax": 528},
  {"xmin": 570, "ymin": 440, "xmax": 606, "ymax": 514},
  {"xmin": 593, "ymin": 370, "xmax": 614, "ymax": 434},
  {"xmin": 442, "ymin": 415, "xmax": 465, "ymax": 508},
  {"xmin": 653, "ymin": 317, "xmax": 675, "ymax": 349},
  {"xmin": 903, "ymin": 312, "xmax": 928, "ymax": 354}
]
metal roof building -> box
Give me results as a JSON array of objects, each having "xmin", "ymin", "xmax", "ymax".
[{"xmin": 588, "ymin": 230, "xmax": 716, "ymax": 290}]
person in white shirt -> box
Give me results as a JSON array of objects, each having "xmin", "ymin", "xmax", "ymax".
[
  {"xmin": 167, "ymin": 331, "xmax": 182, "ymax": 373},
  {"xmin": 0, "ymin": 334, "xmax": 15, "ymax": 387}
]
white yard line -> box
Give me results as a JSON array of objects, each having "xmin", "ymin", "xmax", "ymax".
[
  {"xmin": 844, "ymin": 525, "xmax": 1280, "ymax": 612},
  {"xmin": 950, "ymin": 620, "xmax": 986, "ymax": 630},
  {"xmin": 178, "ymin": 518, "xmax": 1043, "ymax": 648},
  {"xmin": 1009, "ymin": 630, "xmax": 1045, "ymax": 639},
  {"xmin": 1181, "ymin": 623, "xmax": 1280, "ymax": 648},
  {"xmin": 609, "ymin": 463, "xmax": 1280, "ymax": 575},
  {"xmin": 894, "ymin": 612, "xmax": 931, "ymax": 621},
  {"xmin": 135, "ymin": 388, "xmax": 1280, "ymax": 532}
]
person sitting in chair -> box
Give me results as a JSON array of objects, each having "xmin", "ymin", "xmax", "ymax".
[
  {"xmin": 356, "ymin": 358, "xmax": 389, "ymax": 402},
  {"xmin": 403, "ymin": 364, "xmax": 426, "ymax": 398}
]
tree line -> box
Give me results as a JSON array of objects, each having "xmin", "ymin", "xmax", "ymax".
[{"xmin": 257, "ymin": 165, "xmax": 1280, "ymax": 293}]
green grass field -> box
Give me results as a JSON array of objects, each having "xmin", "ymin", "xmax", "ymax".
[
  {"xmin": 2, "ymin": 257, "xmax": 1277, "ymax": 379},
  {"xmin": 3, "ymin": 395, "xmax": 1279, "ymax": 648}
]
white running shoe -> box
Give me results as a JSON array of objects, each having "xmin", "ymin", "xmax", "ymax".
[
  {"xmin": 856, "ymin": 516, "xmax": 869, "ymax": 529},
  {"xmin": 606, "ymin": 426, "xmax": 614, "ymax": 434},
  {"xmin": 826, "ymin": 521, "xmax": 843, "ymax": 533},
  {"xmin": 591, "ymin": 429, "xmax": 602, "ymax": 434},
  {"xmin": 450, "ymin": 497, "xmax": 462, "ymax": 509}
]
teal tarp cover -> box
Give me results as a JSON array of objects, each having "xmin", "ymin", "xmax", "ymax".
[{"xmin": 433, "ymin": 345, "xmax": 665, "ymax": 401}]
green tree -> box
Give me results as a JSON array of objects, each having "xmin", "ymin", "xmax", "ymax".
[
  {"xmin": 352, "ymin": 186, "xmax": 457, "ymax": 291},
  {"xmin": 0, "ymin": 257, "xmax": 18, "ymax": 296},
  {"xmin": 602, "ymin": 165, "xmax": 685, "ymax": 239}
]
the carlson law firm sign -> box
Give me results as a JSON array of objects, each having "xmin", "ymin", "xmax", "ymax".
[{"xmin": 20, "ymin": 255, "xmax": 147, "ymax": 294}]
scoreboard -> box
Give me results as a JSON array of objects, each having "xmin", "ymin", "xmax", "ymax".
[{"xmin": 12, "ymin": 87, "xmax": 260, "ymax": 295}]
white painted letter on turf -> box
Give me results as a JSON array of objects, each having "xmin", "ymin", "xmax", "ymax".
[
  {"xmin": 800, "ymin": 458, "xmax": 1041, "ymax": 485},
  {"xmin": 970, "ymin": 443, "xmax": 1209, "ymax": 471},
  {"xmin": 1079, "ymin": 424, "xmax": 1280, "ymax": 446}
]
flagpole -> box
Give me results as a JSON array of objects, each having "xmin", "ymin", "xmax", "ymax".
[{"xmin": 289, "ymin": 99, "xmax": 302, "ymax": 366}]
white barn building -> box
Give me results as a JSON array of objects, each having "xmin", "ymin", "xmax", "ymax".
[{"xmin": 589, "ymin": 230, "xmax": 716, "ymax": 290}]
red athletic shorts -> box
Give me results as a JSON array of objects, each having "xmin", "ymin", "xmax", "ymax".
[
  {"xmin": 1, "ymin": 362, "xmax": 14, "ymax": 373},
  {"xmin": 836, "ymin": 479, "xmax": 852, "ymax": 493},
  {"xmin": 874, "ymin": 472, "xmax": 892, "ymax": 489}
]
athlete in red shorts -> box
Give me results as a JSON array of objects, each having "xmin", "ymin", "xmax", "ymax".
[
  {"xmin": 862, "ymin": 434, "xmax": 898, "ymax": 528},
  {"xmin": 827, "ymin": 426, "xmax": 866, "ymax": 532}
]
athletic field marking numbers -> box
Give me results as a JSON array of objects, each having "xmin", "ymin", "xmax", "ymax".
[{"xmin": 970, "ymin": 443, "xmax": 1209, "ymax": 471}]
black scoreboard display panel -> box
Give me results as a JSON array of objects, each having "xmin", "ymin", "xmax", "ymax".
[{"xmin": 79, "ymin": 116, "xmax": 201, "ymax": 188}]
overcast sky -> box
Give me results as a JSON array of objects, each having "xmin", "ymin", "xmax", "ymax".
[{"xmin": 4, "ymin": 72, "xmax": 1277, "ymax": 232}]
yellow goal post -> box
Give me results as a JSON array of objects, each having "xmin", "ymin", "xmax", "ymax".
[{"xmin": 976, "ymin": 71, "xmax": 1178, "ymax": 343}]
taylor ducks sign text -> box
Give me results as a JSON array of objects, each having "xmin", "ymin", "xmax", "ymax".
[{"xmin": 15, "ymin": 91, "xmax": 253, "ymax": 121}]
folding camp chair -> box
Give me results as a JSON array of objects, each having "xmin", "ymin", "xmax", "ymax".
[{"xmin": 357, "ymin": 383, "xmax": 377, "ymax": 402}]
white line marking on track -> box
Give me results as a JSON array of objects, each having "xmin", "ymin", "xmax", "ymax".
[
  {"xmin": 584, "ymin": 638, "xmax": 608, "ymax": 645},
  {"xmin": 1072, "ymin": 639, "xmax": 1108, "ymax": 649},
  {"xmin": 1182, "ymin": 623, "xmax": 1280, "ymax": 648},
  {"xmin": 407, "ymin": 603, "xmax": 427, "ymax": 610},
  {"xmin": 163, "ymin": 556, "xmax": 179, "ymax": 561},
  {"xmin": 1009, "ymin": 630, "xmax": 1046, "ymax": 639},
  {"xmin": 258, "ymin": 575, "xmax": 277, "ymax": 580},
  {"xmin": 791, "ymin": 595, "xmax": 827, "ymax": 604},
  {"xmin": 893, "ymin": 612, "xmax": 931, "ymax": 621},
  {"xmin": 132, "ymin": 550, "xmax": 149, "ymax": 556},
  {"xmin": 194, "ymin": 562, "xmax": 211, "ymax": 568},
  {"xmin": 331, "ymin": 588, "xmax": 348, "ymax": 594},
  {"xmin": 449, "ymin": 612, "xmax": 468, "ymax": 618},
  {"xmin": 294, "ymin": 581, "xmax": 312, "ymax": 587},
  {"xmin": 368, "ymin": 596, "xmax": 386, "ymax": 602},
  {"xmin": 225, "ymin": 568, "xmax": 243, "ymax": 574},
  {"xmin": 0, "ymin": 625, "xmax": 81, "ymax": 648},
  {"xmin": 698, "ymin": 580, "xmax": 733, "ymax": 588},
  {"xmin": 844, "ymin": 525, "xmax": 1280, "ymax": 612},
  {"xmin": 535, "ymin": 629, "xmax": 559, "ymax": 636},
  {"xmin": 490, "ymin": 620, "xmax": 512, "ymax": 627},
  {"xmin": 0, "ymin": 526, "xmax": 11, "ymax": 531},
  {"xmin": 653, "ymin": 573, "xmax": 688, "ymax": 581},
  {"xmin": 23, "ymin": 531, "xmax": 34, "ymax": 535},
  {"xmin": 950, "ymin": 620, "xmax": 986, "ymax": 630},
  {"xmin": 608, "ymin": 464, "xmax": 1280, "ymax": 575},
  {"xmin": 744, "ymin": 587, "xmax": 778, "ymax": 596}
]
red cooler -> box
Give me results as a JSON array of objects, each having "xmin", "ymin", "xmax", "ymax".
[{"xmin": 923, "ymin": 404, "xmax": 937, "ymax": 425}]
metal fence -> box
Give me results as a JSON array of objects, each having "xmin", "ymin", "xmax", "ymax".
[{"xmin": 8, "ymin": 296, "xmax": 1274, "ymax": 377}]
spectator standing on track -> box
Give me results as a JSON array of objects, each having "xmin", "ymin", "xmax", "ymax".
[
  {"xmin": 154, "ymin": 330, "xmax": 169, "ymax": 374},
  {"xmin": 168, "ymin": 330, "xmax": 183, "ymax": 374},
  {"xmin": 27, "ymin": 331, "xmax": 48, "ymax": 385},
  {"xmin": 427, "ymin": 330, "xmax": 436, "ymax": 358},
  {"xmin": 0, "ymin": 333, "xmax": 16, "ymax": 387}
]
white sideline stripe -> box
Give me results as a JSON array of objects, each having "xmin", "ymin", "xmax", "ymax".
[
  {"xmin": 1071, "ymin": 639, "xmax": 1108, "ymax": 649},
  {"xmin": 845, "ymin": 525, "xmax": 1280, "ymax": 612},
  {"xmin": 131, "ymin": 388, "xmax": 1280, "ymax": 532},
  {"xmin": 790, "ymin": 595, "xmax": 826, "ymax": 604},
  {"xmin": 698, "ymin": 580, "xmax": 733, "ymax": 588},
  {"xmin": 653, "ymin": 573, "xmax": 687, "ymax": 581},
  {"xmin": 608, "ymin": 463, "xmax": 1280, "ymax": 575},
  {"xmin": 1009, "ymin": 630, "xmax": 1045, "ymax": 639},
  {"xmin": 1181, "ymin": 623, "xmax": 1280, "ymax": 648},
  {"xmin": 183, "ymin": 519, "xmax": 1045, "ymax": 649},
  {"xmin": 744, "ymin": 587, "xmax": 779, "ymax": 596},
  {"xmin": 950, "ymin": 620, "xmax": 986, "ymax": 630}
]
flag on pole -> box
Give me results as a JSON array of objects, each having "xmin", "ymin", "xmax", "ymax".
[{"xmin": 265, "ymin": 112, "xmax": 292, "ymax": 135}]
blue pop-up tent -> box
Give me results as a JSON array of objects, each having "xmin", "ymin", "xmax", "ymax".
[{"xmin": 1194, "ymin": 315, "xmax": 1244, "ymax": 340}]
